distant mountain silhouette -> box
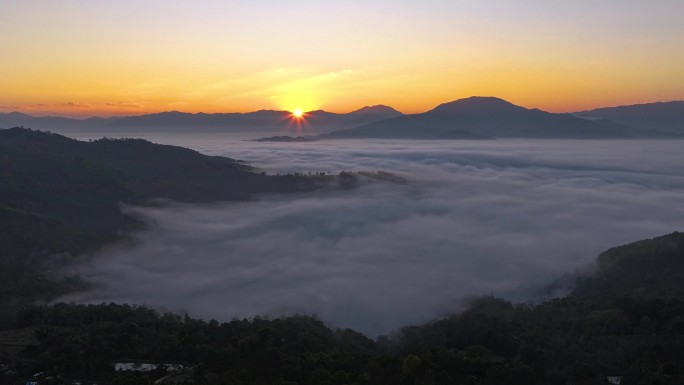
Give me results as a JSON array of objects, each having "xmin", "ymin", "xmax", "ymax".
[
  {"xmin": 324, "ymin": 96, "xmax": 673, "ymax": 139},
  {"xmin": 285, "ymin": 105, "xmax": 403, "ymax": 133},
  {"xmin": 105, "ymin": 110, "xmax": 287, "ymax": 132},
  {"xmin": 431, "ymin": 96, "xmax": 525, "ymax": 114},
  {"xmin": 347, "ymin": 105, "xmax": 403, "ymax": 119},
  {"xmin": 1, "ymin": 106, "xmax": 403, "ymax": 134},
  {"xmin": 574, "ymin": 101, "xmax": 684, "ymax": 134},
  {"xmin": 5, "ymin": 99, "xmax": 683, "ymax": 138},
  {"xmin": 0, "ymin": 112, "xmax": 119, "ymax": 132}
]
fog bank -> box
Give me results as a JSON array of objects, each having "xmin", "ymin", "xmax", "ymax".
[{"xmin": 64, "ymin": 138, "xmax": 684, "ymax": 335}]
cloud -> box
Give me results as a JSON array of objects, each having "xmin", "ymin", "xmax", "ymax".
[{"xmin": 62, "ymin": 138, "xmax": 684, "ymax": 336}]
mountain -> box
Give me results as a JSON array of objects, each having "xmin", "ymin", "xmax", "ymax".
[
  {"xmin": 5, "ymin": 232, "xmax": 684, "ymax": 384},
  {"xmin": 0, "ymin": 112, "xmax": 119, "ymax": 132},
  {"xmin": 575, "ymin": 101, "xmax": 684, "ymax": 134},
  {"xmin": 573, "ymin": 231, "xmax": 684, "ymax": 302},
  {"xmin": 104, "ymin": 110, "xmax": 287, "ymax": 132},
  {"xmin": 8, "ymin": 99, "xmax": 684, "ymax": 138},
  {"xmin": 324, "ymin": 96, "xmax": 673, "ymax": 139},
  {"xmin": 0, "ymin": 126, "xmax": 338, "ymax": 235},
  {"xmin": 1, "ymin": 106, "xmax": 403, "ymax": 135},
  {"xmin": 346, "ymin": 104, "xmax": 403, "ymax": 121},
  {"xmin": 263, "ymin": 106, "xmax": 402, "ymax": 134},
  {"xmin": 0, "ymin": 127, "xmax": 339, "ymax": 309}
]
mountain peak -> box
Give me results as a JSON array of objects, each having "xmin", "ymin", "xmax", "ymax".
[
  {"xmin": 349, "ymin": 105, "xmax": 402, "ymax": 115},
  {"xmin": 3, "ymin": 111, "xmax": 32, "ymax": 118},
  {"xmin": 430, "ymin": 96, "xmax": 526, "ymax": 114}
]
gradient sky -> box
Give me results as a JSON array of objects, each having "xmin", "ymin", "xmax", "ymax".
[{"xmin": 1, "ymin": 0, "xmax": 683, "ymax": 117}]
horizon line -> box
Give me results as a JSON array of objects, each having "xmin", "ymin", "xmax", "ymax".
[{"xmin": 2, "ymin": 97, "xmax": 683, "ymax": 120}]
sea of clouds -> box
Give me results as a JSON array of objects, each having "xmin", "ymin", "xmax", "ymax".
[{"xmin": 63, "ymin": 136, "xmax": 684, "ymax": 336}]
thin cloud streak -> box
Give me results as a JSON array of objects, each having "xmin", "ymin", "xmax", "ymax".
[{"xmin": 63, "ymin": 139, "xmax": 684, "ymax": 336}]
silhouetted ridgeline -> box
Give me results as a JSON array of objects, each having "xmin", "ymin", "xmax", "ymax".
[
  {"xmin": 0, "ymin": 105, "xmax": 403, "ymax": 134},
  {"xmin": 4, "ymin": 98, "xmax": 683, "ymax": 139},
  {"xmin": 575, "ymin": 101, "xmax": 684, "ymax": 134},
  {"xmin": 323, "ymin": 97, "xmax": 676, "ymax": 139},
  {"xmin": 104, "ymin": 105, "xmax": 403, "ymax": 134},
  {"xmin": 1, "ymin": 232, "xmax": 683, "ymax": 384},
  {"xmin": 0, "ymin": 127, "xmax": 352, "ymax": 311},
  {"xmin": 0, "ymin": 112, "xmax": 120, "ymax": 132}
]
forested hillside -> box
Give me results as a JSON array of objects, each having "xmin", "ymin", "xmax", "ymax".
[
  {"xmin": 1, "ymin": 233, "xmax": 683, "ymax": 385},
  {"xmin": 0, "ymin": 128, "xmax": 338, "ymax": 312},
  {"xmin": 2, "ymin": 128, "xmax": 683, "ymax": 384}
]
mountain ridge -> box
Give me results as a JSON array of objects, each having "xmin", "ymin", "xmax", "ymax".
[
  {"xmin": 429, "ymin": 96, "xmax": 527, "ymax": 114},
  {"xmin": 3, "ymin": 97, "xmax": 683, "ymax": 138},
  {"xmin": 0, "ymin": 126, "xmax": 346, "ymax": 310},
  {"xmin": 349, "ymin": 104, "xmax": 402, "ymax": 114},
  {"xmin": 324, "ymin": 96, "xmax": 675, "ymax": 139},
  {"xmin": 0, "ymin": 105, "xmax": 404, "ymax": 134},
  {"xmin": 574, "ymin": 100, "xmax": 684, "ymax": 134}
]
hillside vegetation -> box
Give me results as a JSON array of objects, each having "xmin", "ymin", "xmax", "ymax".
[
  {"xmin": 1, "ymin": 232, "xmax": 683, "ymax": 384},
  {"xmin": 0, "ymin": 127, "xmax": 337, "ymax": 311},
  {"xmin": 2, "ymin": 127, "xmax": 683, "ymax": 384}
]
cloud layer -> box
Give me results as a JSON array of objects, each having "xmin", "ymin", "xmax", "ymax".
[{"xmin": 64, "ymin": 138, "xmax": 684, "ymax": 336}]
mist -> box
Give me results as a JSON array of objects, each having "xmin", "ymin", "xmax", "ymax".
[{"xmin": 62, "ymin": 138, "xmax": 684, "ymax": 336}]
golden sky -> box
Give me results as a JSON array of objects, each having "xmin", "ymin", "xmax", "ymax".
[{"xmin": 1, "ymin": 1, "xmax": 683, "ymax": 117}]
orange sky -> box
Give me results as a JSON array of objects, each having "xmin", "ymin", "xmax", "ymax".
[{"xmin": 1, "ymin": 1, "xmax": 683, "ymax": 117}]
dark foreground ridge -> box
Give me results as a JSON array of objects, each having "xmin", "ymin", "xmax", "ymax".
[
  {"xmin": 1, "ymin": 232, "xmax": 683, "ymax": 384},
  {"xmin": 0, "ymin": 127, "xmax": 371, "ymax": 312}
]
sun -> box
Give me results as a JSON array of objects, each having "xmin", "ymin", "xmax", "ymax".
[
  {"xmin": 284, "ymin": 106, "xmax": 311, "ymax": 135},
  {"xmin": 292, "ymin": 108, "xmax": 303, "ymax": 118}
]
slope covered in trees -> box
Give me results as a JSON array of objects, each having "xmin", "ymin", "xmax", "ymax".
[
  {"xmin": 1, "ymin": 232, "xmax": 683, "ymax": 385},
  {"xmin": 0, "ymin": 127, "xmax": 340, "ymax": 312}
]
